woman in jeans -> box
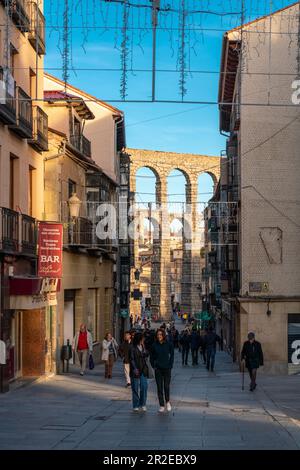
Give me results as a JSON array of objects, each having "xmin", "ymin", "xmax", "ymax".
[
  {"xmin": 130, "ymin": 332, "xmax": 149, "ymax": 412},
  {"xmin": 102, "ymin": 333, "xmax": 118, "ymax": 379},
  {"xmin": 150, "ymin": 328, "xmax": 174, "ymax": 413}
]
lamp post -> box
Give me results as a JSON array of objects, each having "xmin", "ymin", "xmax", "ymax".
[{"xmin": 68, "ymin": 193, "xmax": 81, "ymax": 244}]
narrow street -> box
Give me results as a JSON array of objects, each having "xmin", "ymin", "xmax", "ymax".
[{"xmin": 1, "ymin": 322, "xmax": 300, "ymax": 451}]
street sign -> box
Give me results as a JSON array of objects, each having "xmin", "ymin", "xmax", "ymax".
[
  {"xmin": 249, "ymin": 282, "xmax": 269, "ymax": 293},
  {"xmin": 120, "ymin": 309, "xmax": 129, "ymax": 318}
]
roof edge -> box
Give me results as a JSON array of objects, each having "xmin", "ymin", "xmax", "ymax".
[{"xmin": 44, "ymin": 73, "xmax": 124, "ymax": 116}]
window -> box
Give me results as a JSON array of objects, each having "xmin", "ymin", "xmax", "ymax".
[
  {"xmin": 73, "ymin": 117, "xmax": 81, "ymax": 136},
  {"xmin": 10, "ymin": 155, "xmax": 19, "ymax": 211},
  {"xmin": 28, "ymin": 166, "xmax": 36, "ymax": 216},
  {"xmin": 9, "ymin": 44, "xmax": 18, "ymax": 78},
  {"xmin": 29, "ymin": 68, "xmax": 36, "ymax": 99},
  {"xmin": 68, "ymin": 179, "xmax": 76, "ymax": 198}
]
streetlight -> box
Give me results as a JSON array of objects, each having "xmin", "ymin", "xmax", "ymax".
[{"xmin": 68, "ymin": 192, "xmax": 81, "ymax": 244}]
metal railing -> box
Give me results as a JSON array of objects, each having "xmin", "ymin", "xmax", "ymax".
[
  {"xmin": 28, "ymin": 2, "xmax": 46, "ymax": 55},
  {"xmin": 0, "ymin": 208, "xmax": 37, "ymax": 255},
  {"xmin": 0, "ymin": 207, "xmax": 19, "ymax": 253},
  {"xmin": 65, "ymin": 217, "xmax": 93, "ymax": 246},
  {"xmin": 0, "ymin": 0, "xmax": 30, "ymax": 32},
  {"xmin": 16, "ymin": 86, "xmax": 33, "ymax": 137},
  {"xmin": 29, "ymin": 106, "xmax": 48, "ymax": 151},
  {"xmin": 70, "ymin": 134, "xmax": 92, "ymax": 159},
  {"xmin": 21, "ymin": 214, "xmax": 37, "ymax": 255}
]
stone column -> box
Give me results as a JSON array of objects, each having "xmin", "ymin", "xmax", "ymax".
[
  {"xmin": 151, "ymin": 176, "xmax": 171, "ymax": 321},
  {"xmin": 181, "ymin": 179, "xmax": 202, "ymax": 316}
]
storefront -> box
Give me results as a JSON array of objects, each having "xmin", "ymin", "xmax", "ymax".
[{"xmin": 7, "ymin": 277, "xmax": 59, "ymax": 380}]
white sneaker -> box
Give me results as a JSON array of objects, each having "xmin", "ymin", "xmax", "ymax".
[
  {"xmin": 158, "ymin": 406, "xmax": 165, "ymax": 413},
  {"xmin": 141, "ymin": 406, "xmax": 147, "ymax": 411},
  {"xmin": 133, "ymin": 408, "xmax": 139, "ymax": 412},
  {"xmin": 166, "ymin": 402, "xmax": 172, "ymax": 412}
]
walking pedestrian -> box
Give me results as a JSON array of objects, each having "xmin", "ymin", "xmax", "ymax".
[
  {"xmin": 130, "ymin": 332, "xmax": 149, "ymax": 412},
  {"xmin": 119, "ymin": 331, "xmax": 132, "ymax": 387},
  {"xmin": 150, "ymin": 329, "xmax": 174, "ymax": 413},
  {"xmin": 190, "ymin": 328, "xmax": 200, "ymax": 366},
  {"xmin": 205, "ymin": 327, "xmax": 221, "ymax": 372},
  {"xmin": 241, "ymin": 332, "xmax": 264, "ymax": 391},
  {"xmin": 102, "ymin": 333, "xmax": 118, "ymax": 379},
  {"xmin": 179, "ymin": 329, "xmax": 191, "ymax": 366},
  {"xmin": 72, "ymin": 324, "xmax": 93, "ymax": 376}
]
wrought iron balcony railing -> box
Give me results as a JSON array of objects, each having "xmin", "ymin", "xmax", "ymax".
[
  {"xmin": 0, "ymin": 207, "xmax": 37, "ymax": 256},
  {"xmin": 10, "ymin": 86, "xmax": 33, "ymax": 138},
  {"xmin": 29, "ymin": 106, "xmax": 48, "ymax": 151},
  {"xmin": 28, "ymin": 2, "xmax": 46, "ymax": 55},
  {"xmin": 21, "ymin": 214, "xmax": 37, "ymax": 255},
  {"xmin": 0, "ymin": 0, "xmax": 30, "ymax": 32},
  {"xmin": 70, "ymin": 134, "xmax": 92, "ymax": 159},
  {"xmin": 0, "ymin": 207, "xmax": 19, "ymax": 253}
]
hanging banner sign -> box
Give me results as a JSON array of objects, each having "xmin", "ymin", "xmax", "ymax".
[{"xmin": 38, "ymin": 223, "xmax": 63, "ymax": 278}]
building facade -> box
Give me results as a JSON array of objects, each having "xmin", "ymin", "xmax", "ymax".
[
  {"xmin": 0, "ymin": 0, "xmax": 55, "ymax": 392},
  {"xmin": 43, "ymin": 77, "xmax": 128, "ymax": 367},
  {"xmin": 216, "ymin": 3, "xmax": 300, "ymax": 374}
]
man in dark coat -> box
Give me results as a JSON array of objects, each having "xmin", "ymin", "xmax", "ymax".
[
  {"xmin": 179, "ymin": 330, "xmax": 191, "ymax": 366},
  {"xmin": 204, "ymin": 327, "xmax": 221, "ymax": 372},
  {"xmin": 241, "ymin": 332, "xmax": 264, "ymax": 391},
  {"xmin": 190, "ymin": 329, "xmax": 200, "ymax": 365}
]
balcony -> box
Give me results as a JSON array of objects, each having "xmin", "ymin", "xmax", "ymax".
[
  {"xmin": 64, "ymin": 217, "xmax": 93, "ymax": 246},
  {"xmin": 0, "ymin": 0, "xmax": 30, "ymax": 32},
  {"xmin": 28, "ymin": 2, "xmax": 46, "ymax": 55},
  {"xmin": 9, "ymin": 87, "xmax": 33, "ymax": 138},
  {"xmin": 29, "ymin": 106, "xmax": 48, "ymax": 151},
  {"xmin": 0, "ymin": 208, "xmax": 37, "ymax": 256},
  {"xmin": 70, "ymin": 134, "xmax": 92, "ymax": 159},
  {"xmin": 0, "ymin": 66, "xmax": 17, "ymax": 125},
  {"xmin": 0, "ymin": 207, "xmax": 19, "ymax": 254}
]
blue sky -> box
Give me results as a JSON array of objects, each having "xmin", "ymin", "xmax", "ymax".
[{"xmin": 44, "ymin": 0, "xmax": 292, "ymax": 203}]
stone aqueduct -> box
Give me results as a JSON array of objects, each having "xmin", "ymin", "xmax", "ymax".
[{"xmin": 127, "ymin": 148, "xmax": 221, "ymax": 320}]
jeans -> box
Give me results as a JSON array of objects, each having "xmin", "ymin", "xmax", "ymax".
[
  {"xmin": 201, "ymin": 347, "xmax": 207, "ymax": 364},
  {"xmin": 131, "ymin": 373, "xmax": 148, "ymax": 408},
  {"xmin": 191, "ymin": 348, "xmax": 198, "ymax": 365},
  {"xmin": 155, "ymin": 368, "xmax": 171, "ymax": 406},
  {"xmin": 206, "ymin": 347, "xmax": 216, "ymax": 371},
  {"xmin": 77, "ymin": 349, "xmax": 88, "ymax": 373},
  {"xmin": 182, "ymin": 348, "xmax": 189, "ymax": 365}
]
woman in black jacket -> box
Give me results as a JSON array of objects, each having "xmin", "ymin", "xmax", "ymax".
[
  {"xmin": 241, "ymin": 332, "xmax": 264, "ymax": 391},
  {"xmin": 150, "ymin": 329, "xmax": 174, "ymax": 413},
  {"xmin": 130, "ymin": 333, "xmax": 149, "ymax": 412}
]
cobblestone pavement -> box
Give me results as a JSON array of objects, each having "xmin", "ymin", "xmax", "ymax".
[{"xmin": 1, "ymin": 327, "xmax": 300, "ymax": 450}]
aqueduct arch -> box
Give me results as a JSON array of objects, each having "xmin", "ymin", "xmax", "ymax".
[{"xmin": 128, "ymin": 148, "xmax": 221, "ymax": 321}]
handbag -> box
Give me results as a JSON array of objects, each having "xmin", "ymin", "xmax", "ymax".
[
  {"xmin": 89, "ymin": 353, "xmax": 95, "ymax": 370},
  {"xmin": 145, "ymin": 356, "xmax": 155, "ymax": 379}
]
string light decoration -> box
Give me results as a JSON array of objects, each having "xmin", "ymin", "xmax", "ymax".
[{"xmin": 43, "ymin": 0, "xmax": 299, "ymax": 102}]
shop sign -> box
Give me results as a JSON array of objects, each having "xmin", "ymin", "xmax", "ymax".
[
  {"xmin": 38, "ymin": 223, "xmax": 63, "ymax": 278},
  {"xmin": 10, "ymin": 292, "xmax": 57, "ymax": 310}
]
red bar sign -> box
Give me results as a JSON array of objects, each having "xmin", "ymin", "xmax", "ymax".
[{"xmin": 38, "ymin": 223, "xmax": 63, "ymax": 278}]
